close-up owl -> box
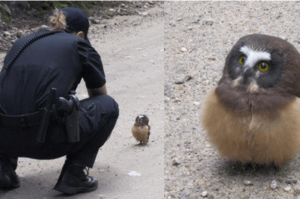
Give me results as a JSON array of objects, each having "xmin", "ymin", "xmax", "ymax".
[{"xmin": 202, "ymin": 34, "xmax": 300, "ymax": 166}]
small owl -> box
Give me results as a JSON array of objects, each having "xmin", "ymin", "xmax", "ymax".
[
  {"xmin": 131, "ymin": 114, "xmax": 151, "ymax": 145},
  {"xmin": 202, "ymin": 34, "xmax": 300, "ymax": 166}
]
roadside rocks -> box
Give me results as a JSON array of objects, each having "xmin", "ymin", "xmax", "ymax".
[
  {"xmin": 0, "ymin": 23, "xmax": 36, "ymax": 51},
  {"xmin": 0, "ymin": 1, "xmax": 161, "ymax": 52},
  {"xmin": 201, "ymin": 191, "xmax": 208, "ymax": 197},
  {"xmin": 271, "ymin": 180, "xmax": 279, "ymax": 190},
  {"xmin": 243, "ymin": 180, "xmax": 253, "ymax": 186}
]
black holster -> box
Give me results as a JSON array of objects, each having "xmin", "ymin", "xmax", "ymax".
[
  {"xmin": 37, "ymin": 88, "xmax": 81, "ymax": 143},
  {"xmin": 37, "ymin": 88, "xmax": 57, "ymax": 143},
  {"xmin": 57, "ymin": 92, "xmax": 81, "ymax": 143}
]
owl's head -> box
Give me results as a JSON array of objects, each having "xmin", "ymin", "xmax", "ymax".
[
  {"xmin": 135, "ymin": 114, "xmax": 149, "ymax": 125},
  {"xmin": 216, "ymin": 34, "xmax": 300, "ymax": 112}
]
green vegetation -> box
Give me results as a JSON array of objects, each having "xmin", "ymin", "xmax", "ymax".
[
  {"xmin": 24, "ymin": 1, "xmax": 105, "ymax": 18},
  {"xmin": 0, "ymin": 1, "xmax": 10, "ymax": 23},
  {"xmin": 0, "ymin": 1, "xmax": 112, "ymax": 23},
  {"xmin": 103, "ymin": 8, "xmax": 111, "ymax": 17},
  {"xmin": 29, "ymin": 1, "xmax": 99, "ymax": 10},
  {"xmin": 1, "ymin": 10, "xmax": 10, "ymax": 23}
]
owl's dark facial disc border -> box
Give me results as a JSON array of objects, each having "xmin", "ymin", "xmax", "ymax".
[{"xmin": 224, "ymin": 35, "xmax": 285, "ymax": 89}]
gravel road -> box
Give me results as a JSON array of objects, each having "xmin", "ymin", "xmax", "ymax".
[{"xmin": 164, "ymin": 2, "xmax": 300, "ymax": 199}]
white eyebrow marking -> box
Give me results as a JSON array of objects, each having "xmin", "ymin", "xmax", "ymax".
[{"xmin": 240, "ymin": 46, "xmax": 271, "ymax": 68}]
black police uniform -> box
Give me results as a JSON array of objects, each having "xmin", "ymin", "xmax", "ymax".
[{"xmin": 0, "ymin": 29, "xmax": 119, "ymax": 169}]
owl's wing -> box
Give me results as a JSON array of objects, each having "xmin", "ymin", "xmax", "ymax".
[
  {"xmin": 148, "ymin": 125, "xmax": 151, "ymax": 135},
  {"xmin": 296, "ymin": 90, "xmax": 300, "ymax": 98}
]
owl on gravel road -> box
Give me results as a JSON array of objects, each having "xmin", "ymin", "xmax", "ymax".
[
  {"xmin": 132, "ymin": 114, "xmax": 151, "ymax": 145},
  {"xmin": 202, "ymin": 34, "xmax": 300, "ymax": 166}
]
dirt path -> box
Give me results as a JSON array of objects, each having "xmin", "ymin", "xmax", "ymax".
[{"xmin": 0, "ymin": 6, "xmax": 164, "ymax": 199}]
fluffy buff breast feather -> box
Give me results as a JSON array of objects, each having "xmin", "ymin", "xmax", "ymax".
[
  {"xmin": 202, "ymin": 89, "xmax": 300, "ymax": 166},
  {"xmin": 132, "ymin": 125, "xmax": 149, "ymax": 142}
]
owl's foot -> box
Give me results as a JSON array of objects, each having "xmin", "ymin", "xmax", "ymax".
[{"xmin": 139, "ymin": 141, "xmax": 148, "ymax": 145}]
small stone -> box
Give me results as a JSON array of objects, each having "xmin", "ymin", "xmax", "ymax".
[
  {"xmin": 271, "ymin": 180, "xmax": 278, "ymax": 190},
  {"xmin": 294, "ymin": 189, "xmax": 300, "ymax": 196},
  {"xmin": 203, "ymin": 19, "xmax": 214, "ymax": 26},
  {"xmin": 173, "ymin": 98, "xmax": 181, "ymax": 103},
  {"xmin": 172, "ymin": 159, "xmax": 180, "ymax": 166},
  {"xmin": 134, "ymin": 3, "xmax": 142, "ymax": 8},
  {"xmin": 91, "ymin": 19, "xmax": 101, "ymax": 24},
  {"xmin": 128, "ymin": 171, "xmax": 141, "ymax": 177},
  {"xmin": 16, "ymin": 31, "xmax": 25, "ymax": 38},
  {"xmin": 180, "ymin": 47, "xmax": 187, "ymax": 52},
  {"xmin": 284, "ymin": 186, "xmax": 291, "ymax": 192},
  {"xmin": 243, "ymin": 180, "xmax": 253, "ymax": 186},
  {"xmin": 169, "ymin": 22, "xmax": 176, "ymax": 27},
  {"xmin": 280, "ymin": 36, "xmax": 288, "ymax": 41},
  {"xmin": 276, "ymin": 12, "xmax": 282, "ymax": 19},
  {"xmin": 177, "ymin": 18, "xmax": 182, "ymax": 21},
  {"xmin": 194, "ymin": 18, "xmax": 201, "ymax": 23},
  {"xmin": 286, "ymin": 178, "xmax": 297, "ymax": 184},
  {"xmin": 40, "ymin": 25, "xmax": 48, "ymax": 29},
  {"xmin": 141, "ymin": 12, "xmax": 148, "ymax": 16},
  {"xmin": 3, "ymin": 31, "xmax": 10, "ymax": 37},
  {"xmin": 98, "ymin": 194, "xmax": 106, "ymax": 199},
  {"xmin": 201, "ymin": 191, "xmax": 208, "ymax": 197},
  {"xmin": 174, "ymin": 75, "xmax": 192, "ymax": 84},
  {"xmin": 193, "ymin": 101, "xmax": 200, "ymax": 106}
]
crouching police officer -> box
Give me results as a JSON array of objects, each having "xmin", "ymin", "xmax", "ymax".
[{"xmin": 0, "ymin": 7, "xmax": 119, "ymax": 195}]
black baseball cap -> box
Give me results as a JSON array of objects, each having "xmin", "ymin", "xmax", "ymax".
[{"xmin": 62, "ymin": 7, "xmax": 90, "ymax": 43}]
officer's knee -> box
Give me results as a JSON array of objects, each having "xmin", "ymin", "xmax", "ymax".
[
  {"xmin": 95, "ymin": 95, "xmax": 119, "ymax": 118},
  {"xmin": 108, "ymin": 96, "xmax": 119, "ymax": 119}
]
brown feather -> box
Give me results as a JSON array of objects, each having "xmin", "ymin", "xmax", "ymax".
[
  {"xmin": 132, "ymin": 125, "xmax": 150, "ymax": 144},
  {"xmin": 202, "ymin": 89, "xmax": 300, "ymax": 166}
]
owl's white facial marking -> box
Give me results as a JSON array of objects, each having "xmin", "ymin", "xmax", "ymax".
[
  {"xmin": 240, "ymin": 46, "xmax": 271, "ymax": 68},
  {"xmin": 247, "ymin": 81, "xmax": 259, "ymax": 92},
  {"xmin": 231, "ymin": 76, "xmax": 242, "ymax": 88}
]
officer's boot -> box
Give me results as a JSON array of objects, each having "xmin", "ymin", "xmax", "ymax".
[
  {"xmin": 53, "ymin": 160, "xmax": 98, "ymax": 195},
  {"xmin": 0, "ymin": 155, "xmax": 20, "ymax": 189}
]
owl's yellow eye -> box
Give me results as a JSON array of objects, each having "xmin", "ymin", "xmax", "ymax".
[
  {"xmin": 239, "ymin": 56, "xmax": 246, "ymax": 65},
  {"xmin": 258, "ymin": 62, "xmax": 270, "ymax": 72}
]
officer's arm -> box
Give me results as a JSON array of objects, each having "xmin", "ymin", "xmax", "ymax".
[{"xmin": 87, "ymin": 84, "xmax": 107, "ymax": 97}]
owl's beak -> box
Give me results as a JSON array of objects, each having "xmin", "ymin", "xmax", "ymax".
[{"xmin": 242, "ymin": 67, "xmax": 255, "ymax": 85}]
